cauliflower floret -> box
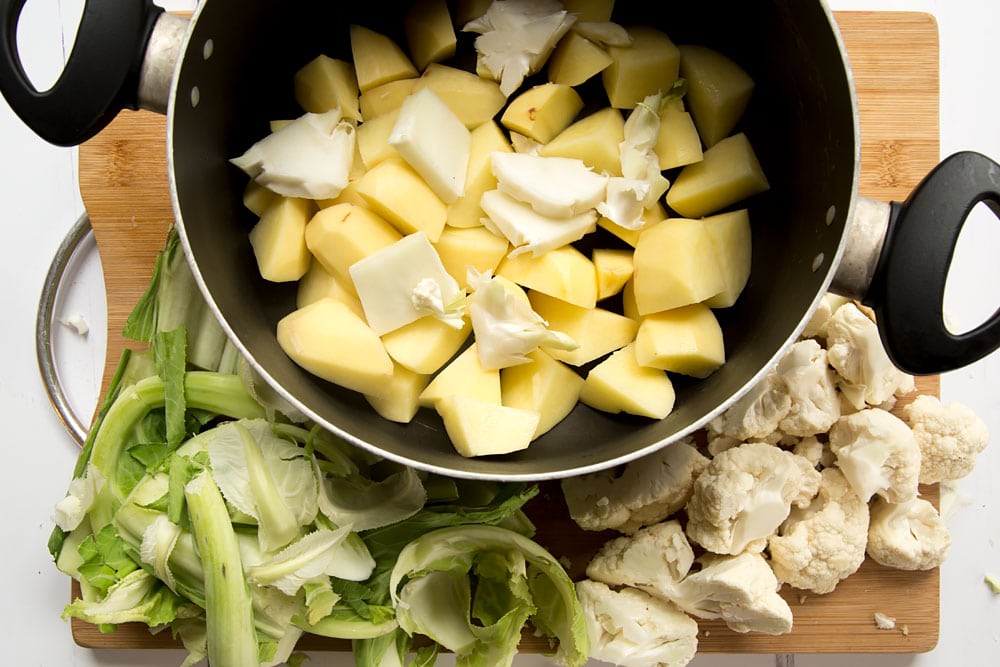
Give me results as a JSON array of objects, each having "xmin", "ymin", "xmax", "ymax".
[
  {"xmin": 669, "ymin": 552, "xmax": 793, "ymax": 635},
  {"xmin": 561, "ymin": 439, "xmax": 709, "ymax": 534},
  {"xmin": 791, "ymin": 436, "xmax": 833, "ymax": 469},
  {"xmin": 707, "ymin": 370, "xmax": 791, "ymax": 443},
  {"xmin": 825, "ymin": 303, "xmax": 916, "ymax": 409},
  {"xmin": 800, "ymin": 293, "xmax": 852, "ymax": 341},
  {"xmin": 903, "ymin": 394, "xmax": 990, "ymax": 484},
  {"xmin": 576, "ymin": 580, "xmax": 699, "ymax": 667},
  {"xmin": 767, "ymin": 468, "xmax": 869, "ymax": 594},
  {"xmin": 586, "ymin": 521, "xmax": 695, "ymax": 600},
  {"xmin": 828, "ymin": 409, "xmax": 921, "ymax": 503},
  {"xmin": 866, "ymin": 496, "xmax": 952, "ymax": 570},
  {"xmin": 776, "ymin": 339, "xmax": 841, "ymax": 437},
  {"xmin": 685, "ymin": 442, "xmax": 822, "ymax": 555}
]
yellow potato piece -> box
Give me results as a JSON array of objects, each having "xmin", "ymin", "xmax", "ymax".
[
  {"xmin": 633, "ymin": 303, "xmax": 726, "ymax": 378},
  {"xmin": 294, "ymin": 55, "xmax": 361, "ymax": 122},
  {"xmin": 436, "ymin": 395, "xmax": 539, "ymax": 457},
  {"xmin": 632, "ymin": 218, "xmax": 725, "ymax": 315},
  {"xmin": 354, "ymin": 157, "xmax": 448, "ymax": 241},
  {"xmin": 597, "ymin": 201, "xmax": 667, "ymax": 247},
  {"xmin": 528, "ymin": 290, "xmax": 638, "ymax": 367},
  {"xmin": 540, "ymin": 106, "xmax": 625, "ymax": 177},
  {"xmin": 655, "ymin": 100, "xmax": 704, "ymax": 170},
  {"xmin": 318, "ymin": 180, "xmax": 368, "ymax": 209},
  {"xmin": 548, "ymin": 31, "xmax": 613, "ymax": 87},
  {"xmin": 418, "ymin": 344, "xmax": 501, "ymax": 408},
  {"xmin": 350, "ymin": 24, "xmax": 418, "ymax": 93},
  {"xmin": 296, "ymin": 260, "xmax": 364, "ymax": 318},
  {"xmin": 453, "ymin": 0, "xmax": 494, "ymax": 26},
  {"xmin": 358, "ymin": 78, "xmax": 419, "ymax": 120},
  {"xmin": 501, "ymin": 82, "xmax": 584, "ymax": 144},
  {"xmin": 242, "ymin": 179, "xmax": 278, "ymax": 216},
  {"xmin": 665, "ymin": 132, "xmax": 770, "ymax": 219},
  {"xmin": 447, "ymin": 120, "xmax": 513, "ymax": 229},
  {"xmin": 415, "ymin": 64, "xmax": 506, "ymax": 129},
  {"xmin": 580, "ymin": 343, "xmax": 676, "ymax": 419},
  {"xmin": 304, "ymin": 202, "xmax": 402, "ymax": 283},
  {"xmin": 592, "ymin": 248, "xmax": 635, "ymax": 300},
  {"xmin": 404, "ymin": 0, "xmax": 457, "ymax": 71},
  {"xmin": 381, "ymin": 316, "xmax": 472, "ymax": 375},
  {"xmin": 434, "ymin": 226, "xmax": 510, "ymax": 289},
  {"xmin": 356, "ymin": 109, "xmax": 401, "ymax": 169},
  {"xmin": 248, "ymin": 197, "xmax": 315, "ymax": 283},
  {"xmin": 679, "ymin": 44, "xmax": 755, "ymax": 147},
  {"xmin": 501, "ymin": 349, "xmax": 584, "ymax": 438},
  {"xmin": 276, "ymin": 298, "xmax": 393, "ymax": 396},
  {"xmin": 702, "ymin": 209, "xmax": 752, "ymax": 309},
  {"xmin": 364, "ymin": 362, "xmax": 431, "ymax": 424},
  {"xmin": 602, "ymin": 26, "xmax": 680, "ymax": 109},
  {"xmin": 496, "ymin": 245, "xmax": 597, "ymax": 309}
]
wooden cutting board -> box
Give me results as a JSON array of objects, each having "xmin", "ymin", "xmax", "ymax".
[{"xmin": 73, "ymin": 11, "xmax": 942, "ymax": 655}]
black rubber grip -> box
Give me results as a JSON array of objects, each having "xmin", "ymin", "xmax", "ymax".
[
  {"xmin": 864, "ymin": 151, "xmax": 1000, "ymax": 375},
  {"xmin": 0, "ymin": 0, "xmax": 163, "ymax": 146}
]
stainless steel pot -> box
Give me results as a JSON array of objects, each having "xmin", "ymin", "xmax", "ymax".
[{"xmin": 3, "ymin": 0, "xmax": 998, "ymax": 480}]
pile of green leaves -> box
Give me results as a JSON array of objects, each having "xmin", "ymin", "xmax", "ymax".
[{"xmin": 47, "ymin": 228, "xmax": 588, "ymax": 667}]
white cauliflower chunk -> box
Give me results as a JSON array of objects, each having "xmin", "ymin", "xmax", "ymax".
[
  {"xmin": 791, "ymin": 436, "xmax": 832, "ymax": 469},
  {"xmin": 825, "ymin": 303, "xmax": 916, "ymax": 409},
  {"xmin": 685, "ymin": 442, "xmax": 821, "ymax": 555},
  {"xmin": 586, "ymin": 521, "xmax": 695, "ymax": 600},
  {"xmin": 707, "ymin": 370, "xmax": 791, "ymax": 443},
  {"xmin": 463, "ymin": 0, "xmax": 577, "ymax": 97},
  {"xmin": 800, "ymin": 293, "xmax": 851, "ymax": 341},
  {"xmin": 576, "ymin": 580, "xmax": 698, "ymax": 667},
  {"xmin": 903, "ymin": 394, "xmax": 990, "ymax": 484},
  {"xmin": 767, "ymin": 468, "xmax": 869, "ymax": 594},
  {"xmin": 670, "ymin": 552, "xmax": 793, "ymax": 635},
  {"xmin": 561, "ymin": 439, "xmax": 709, "ymax": 534},
  {"xmin": 866, "ymin": 496, "xmax": 952, "ymax": 571},
  {"xmin": 776, "ymin": 339, "xmax": 841, "ymax": 437},
  {"xmin": 828, "ymin": 408, "xmax": 921, "ymax": 504}
]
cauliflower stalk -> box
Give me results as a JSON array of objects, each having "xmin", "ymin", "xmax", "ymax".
[{"xmin": 685, "ymin": 442, "xmax": 821, "ymax": 555}]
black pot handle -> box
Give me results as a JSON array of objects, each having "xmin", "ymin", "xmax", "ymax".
[
  {"xmin": 863, "ymin": 151, "xmax": 1000, "ymax": 375},
  {"xmin": 0, "ymin": 0, "xmax": 163, "ymax": 146}
]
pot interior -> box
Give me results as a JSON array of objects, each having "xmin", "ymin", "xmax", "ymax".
[{"xmin": 168, "ymin": 0, "xmax": 858, "ymax": 479}]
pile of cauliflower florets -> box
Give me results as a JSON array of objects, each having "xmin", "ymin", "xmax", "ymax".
[{"xmin": 560, "ymin": 295, "xmax": 990, "ymax": 667}]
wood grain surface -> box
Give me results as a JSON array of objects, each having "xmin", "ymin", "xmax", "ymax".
[{"xmin": 72, "ymin": 11, "xmax": 942, "ymax": 656}]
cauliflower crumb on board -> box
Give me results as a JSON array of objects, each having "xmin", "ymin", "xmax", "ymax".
[{"xmin": 557, "ymin": 295, "xmax": 992, "ymax": 664}]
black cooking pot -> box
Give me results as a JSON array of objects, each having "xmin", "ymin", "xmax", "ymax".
[{"xmin": 3, "ymin": 0, "xmax": 998, "ymax": 480}]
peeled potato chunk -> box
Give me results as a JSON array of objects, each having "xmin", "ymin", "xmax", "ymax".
[
  {"xmin": 404, "ymin": 0, "xmax": 457, "ymax": 71},
  {"xmin": 364, "ymin": 362, "xmax": 430, "ymax": 424},
  {"xmin": 655, "ymin": 99, "xmax": 703, "ymax": 171},
  {"xmin": 446, "ymin": 120, "xmax": 512, "ymax": 229},
  {"xmin": 434, "ymin": 225, "xmax": 510, "ymax": 290},
  {"xmin": 602, "ymin": 26, "xmax": 680, "ymax": 109},
  {"xmin": 665, "ymin": 132, "xmax": 770, "ymax": 219},
  {"xmin": 276, "ymin": 298, "xmax": 393, "ymax": 397},
  {"xmin": 632, "ymin": 218, "xmax": 726, "ymax": 315},
  {"xmin": 592, "ymin": 248, "xmax": 634, "ymax": 300},
  {"xmin": 633, "ymin": 303, "xmax": 725, "ymax": 378},
  {"xmin": 418, "ymin": 344, "xmax": 501, "ymax": 408},
  {"xmin": 501, "ymin": 82, "xmax": 584, "ymax": 144},
  {"xmin": 540, "ymin": 107, "xmax": 625, "ymax": 177},
  {"xmin": 354, "ymin": 157, "xmax": 448, "ymax": 241},
  {"xmin": 679, "ymin": 43, "xmax": 755, "ymax": 147},
  {"xmin": 528, "ymin": 290, "xmax": 638, "ymax": 367},
  {"xmin": 381, "ymin": 316, "xmax": 472, "ymax": 376},
  {"xmin": 548, "ymin": 31, "xmax": 613, "ymax": 87},
  {"xmin": 436, "ymin": 395, "xmax": 539, "ymax": 457},
  {"xmin": 248, "ymin": 197, "xmax": 314, "ymax": 282},
  {"xmin": 294, "ymin": 55, "xmax": 361, "ymax": 122},
  {"xmin": 501, "ymin": 349, "xmax": 584, "ymax": 438},
  {"xmin": 359, "ymin": 78, "xmax": 419, "ymax": 120},
  {"xmin": 415, "ymin": 64, "xmax": 506, "ymax": 130},
  {"xmin": 304, "ymin": 202, "xmax": 402, "ymax": 283},
  {"xmin": 496, "ymin": 245, "xmax": 597, "ymax": 309},
  {"xmin": 350, "ymin": 24, "xmax": 418, "ymax": 93},
  {"xmin": 702, "ymin": 208, "xmax": 752, "ymax": 309},
  {"xmin": 296, "ymin": 260, "xmax": 364, "ymax": 318},
  {"xmin": 580, "ymin": 343, "xmax": 676, "ymax": 419}
]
